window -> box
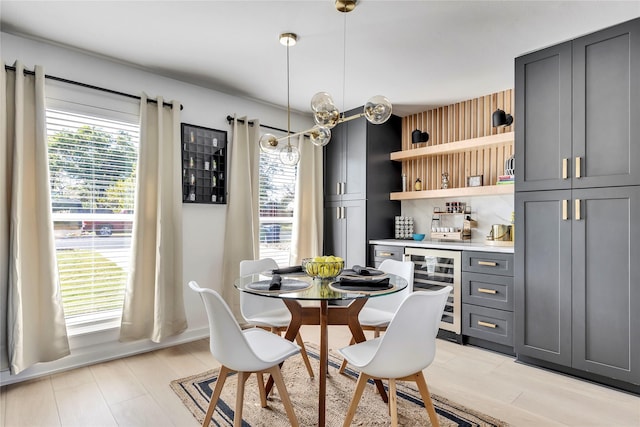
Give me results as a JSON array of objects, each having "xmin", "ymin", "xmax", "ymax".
[
  {"xmin": 46, "ymin": 103, "xmax": 139, "ymax": 329},
  {"xmin": 258, "ymin": 140, "xmax": 298, "ymax": 266}
]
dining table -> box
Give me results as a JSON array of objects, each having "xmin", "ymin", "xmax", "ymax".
[{"xmin": 234, "ymin": 268, "xmax": 408, "ymax": 427}]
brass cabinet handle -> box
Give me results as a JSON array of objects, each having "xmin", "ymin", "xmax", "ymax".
[
  {"xmin": 575, "ymin": 157, "xmax": 582, "ymax": 178},
  {"xmin": 575, "ymin": 199, "xmax": 581, "ymax": 221},
  {"xmin": 478, "ymin": 261, "xmax": 498, "ymax": 267},
  {"xmin": 341, "ymin": 206, "xmax": 345, "ymax": 219},
  {"xmin": 336, "ymin": 206, "xmax": 341, "ymax": 219},
  {"xmin": 341, "ymin": 182, "xmax": 346, "ymax": 194},
  {"xmin": 379, "ymin": 252, "xmax": 393, "ymax": 256},
  {"xmin": 478, "ymin": 320, "xmax": 497, "ymax": 329},
  {"xmin": 562, "ymin": 199, "xmax": 569, "ymax": 220},
  {"xmin": 336, "ymin": 182, "xmax": 341, "ymax": 195},
  {"xmin": 478, "ymin": 288, "xmax": 497, "ymax": 294},
  {"xmin": 562, "ymin": 158, "xmax": 568, "ymax": 179}
]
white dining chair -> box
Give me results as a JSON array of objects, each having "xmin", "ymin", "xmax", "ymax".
[
  {"xmin": 339, "ymin": 259, "xmax": 414, "ymax": 374},
  {"xmin": 188, "ymin": 281, "xmax": 300, "ymax": 427},
  {"xmin": 338, "ymin": 287, "xmax": 452, "ymax": 427},
  {"xmin": 239, "ymin": 258, "xmax": 314, "ymax": 378}
]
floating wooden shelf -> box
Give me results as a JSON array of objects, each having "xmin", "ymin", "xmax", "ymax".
[
  {"xmin": 390, "ymin": 184, "xmax": 514, "ymax": 200},
  {"xmin": 390, "ymin": 132, "xmax": 514, "ymax": 162}
]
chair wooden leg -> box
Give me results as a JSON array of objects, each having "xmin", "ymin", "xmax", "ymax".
[
  {"xmin": 295, "ymin": 333, "xmax": 315, "ymax": 378},
  {"xmin": 388, "ymin": 379, "xmax": 398, "ymax": 426},
  {"xmin": 338, "ymin": 337, "xmax": 356, "ymax": 374},
  {"xmin": 415, "ymin": 371, "xmax": 440, "ymax": 427},
  {"xmin": 256, "ymin": 372, "xmax": 267, "ymax": 407},
  {"xmin": 267, "ymin": 366, "xmax": 299, "ymax": 427},
  {"xmin": 203, "ymin": 365, "xmax": 230, "ymax": 427},
  {"xmin": 342, "ymin": 372, "xmax": 370, "ymax": 427},
  {"xmin": 234, "ymin": 372, "xmax": 250, "ymax": 427}
]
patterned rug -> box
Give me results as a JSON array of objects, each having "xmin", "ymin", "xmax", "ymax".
[{"xmin": 171, "ymin": 343, "xmax": 508, "ymax": 426}]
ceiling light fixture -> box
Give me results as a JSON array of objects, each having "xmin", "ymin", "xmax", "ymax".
[
  {"xmin": 259, "ymin": 32, "xmax": 332, "ymax": 164},
  {"xmin": 309, "ymin": 0, "xmax": 392, "ymax": 139}
]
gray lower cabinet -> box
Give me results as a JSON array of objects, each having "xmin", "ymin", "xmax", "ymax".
[
  {"xmin": 370, "ymin": 244, "xmax": 403, "ymax": 268},
  {"xmin": 461, "ymin": 251, "xmax": 515, "ymax": 352},
  {"xmin": 516, "ymin": 187, "xmax": 640, "ymax": 387},
  {"xmin": 324, "ymin": 200, "xmax": 366, "ymax": 267}
]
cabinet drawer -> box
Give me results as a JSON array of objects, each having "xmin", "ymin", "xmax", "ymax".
[
  {"xmin": 462, "ymin": 251, "xmax": 514, "ymax": 276},
  {"xmin": 372, "ymin": 245, "xmax": 403, "ymax": 267},
  {"xmin": 462, "ymin": 272, "xmax": 513, "ymax": 311},
  {"xmin": 462, "ymin": 304, "xmax": 514, "ymax": 346}
]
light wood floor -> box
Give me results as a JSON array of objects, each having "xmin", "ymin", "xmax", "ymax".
[{"xmin": 1, "ymin": 326, "xmax": 638, "ymax": 426}]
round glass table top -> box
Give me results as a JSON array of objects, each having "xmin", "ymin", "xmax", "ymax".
[{"xmin": 234, "ymin": 271, "xmax": 408, "ymax": 301}]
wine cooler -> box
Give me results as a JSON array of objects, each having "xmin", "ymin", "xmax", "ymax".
[{"xmin": 403, "ymin": 247, "xmax": 461, "ymax": 335}]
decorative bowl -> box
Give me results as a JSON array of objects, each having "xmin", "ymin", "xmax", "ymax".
[
  {"xmin": 302, "ymin": 257, "xmax": 344, "ymax": 279},
  {"xmin": 413, "ymin": 233, "xmax": 425, "ymax": 241}
]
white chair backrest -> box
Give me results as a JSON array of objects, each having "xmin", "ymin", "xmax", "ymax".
[
  {"xmin": 239, "ymin": 258, "xmax": 285, "ymax": 320},
  {"xmin": 363, "ymin": 287, "xmax": 452, "ymax": 379},
  {"xmin": 365, "ymin": 259, "xmax": 414, "ymax": 312},
  {"xmin": 188, "ymin": 281, "xmax": 265, "ymax": 372}
]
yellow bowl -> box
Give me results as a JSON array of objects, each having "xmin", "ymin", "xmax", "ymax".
[{"xmin": 302, "ymin": 258, "xmax": 344, "ymax": 279}]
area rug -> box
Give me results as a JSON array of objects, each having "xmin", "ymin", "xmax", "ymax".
[{"xmin": 170, "ymin": 343, "xmax": 508, "ymax": 427}]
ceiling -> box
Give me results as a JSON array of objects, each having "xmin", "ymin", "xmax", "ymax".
[{"xmin": 2, "ymin": 1, "xmax": 639, "ymax": 117}]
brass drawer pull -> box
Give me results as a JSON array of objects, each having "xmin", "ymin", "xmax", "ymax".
[
  {"xmin": 477, "ymin": 288, "xmax": 497, "ymax": 295},
  {"xmin": 575, "ymin": 156, "xmax": 581, "ymax": 178},
  {"xmin": 562, "ymin": 199, "xmax": 569, "ymax": 220},
  {"xmin": 575, "ymin": 199, "xmax": 581, "ymax": 221},
  {"xmin": 478, "ymin": 261, "xmax": 498, "ymax": 267},
  {"xmin": 478, "ymin": 320, "xmax": 497, "ymax": 329},
  {"xmin": 562, "ymin": 158, "xmax": 568, "ymax": 179},
  {"xmin": 379, "ymin": 252, "xmax": 393, "ymax": 257}
]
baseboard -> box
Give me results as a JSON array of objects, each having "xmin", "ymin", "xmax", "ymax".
[{"xmin": 0, "ymin": 326, "xmax": 210, "ymax": 386}]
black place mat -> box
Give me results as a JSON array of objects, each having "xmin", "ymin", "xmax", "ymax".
[{"xmin": 246, "ymin": 278, "xmax": 311, "ymax": 293}]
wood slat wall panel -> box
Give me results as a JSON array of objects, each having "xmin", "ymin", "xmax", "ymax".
[{"xmin": 401, "ymin": 89, "xmax": 514, "ymax": 191}]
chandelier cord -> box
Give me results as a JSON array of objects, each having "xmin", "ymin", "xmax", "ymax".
[
  {"xmin": 286, "ymin": 38, "xmax": 291, "ymax": 146},
  {"xmin": 341, "ymin": 12, "xmax": 347, "ymax": 117}
]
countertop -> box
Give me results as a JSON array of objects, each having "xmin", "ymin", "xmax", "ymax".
[{"xmin": 370, "ymin": 239, "xmax": 514, "ymax": 254}]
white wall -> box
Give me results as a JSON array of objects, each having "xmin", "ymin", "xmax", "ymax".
[
  {"xmin": 1, "ymin": 32, "xmax": 314, "ymax": 384},
  {"xmin": 401, "ymin": 195, "xmax": 514, "ymax": 242}
]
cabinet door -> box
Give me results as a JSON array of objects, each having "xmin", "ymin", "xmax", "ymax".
[
  {"xmin": 323, "ymin": 202, "xmax": 345, "ymax": 259},
  {"xmin": 342, "ymin": 116, "xmax": 367, "ymax": 201},
  {"xmin": 572, "ymin": 18, "xmax": 640, "ymax": 189},
  {"xmin": 343, "ymin": 200, "xmax": 367, "ymax": 267},
  {"xmin": 515, "ymin": 190, "xmax": 572, "ymax": 366},
  {"xmin": 323, "ymin": 122, "xmax": 345, "ymax": 202},
  {"xmin": 571, "ymin": 186, "xmax": 640, "ymax": 384},
  {"xmin": 515, "ymin": 42, "xmax": 572, "ymax": 192}
]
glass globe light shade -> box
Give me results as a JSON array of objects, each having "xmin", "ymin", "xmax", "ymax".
[
  {"xmin": 310, "ymin": 92, "xmax": 334, "ymax": 112},
  {"xmin": 279, "ymin": 143, "xmax": 300, "ymax": 166},
  {"xmin": 259, "ymin": 133, "xmax": 279, "ymax": 152},
  {"xmin": 309, "ymin": 125, "xmax": 332, "ymax": 147},
  {"xmin": 364, "ymin": 95, "xmax": 392, "ymax": 124},
  {"xmin": 311, "ymin": 92, "xmax": 340, "ymax": 129}
]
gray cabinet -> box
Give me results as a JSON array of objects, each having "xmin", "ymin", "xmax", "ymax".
[
  {"xmin": 515, "ymin": 18, "xmax": 640, "ymax": 390},
  {"xmin": 516, "ymin": 18, "xmax": 640, "ymax": 192},
  {"xmin": 461, "ymin": 251, "xmax": 515, "ymax": 352},
  {"xmin": 370, "ymin": 244, "xmax": 403, "ymax": 268},
  {"xmin": 323, "ymin": 108, "xmax": 401, "ymax": 267}
]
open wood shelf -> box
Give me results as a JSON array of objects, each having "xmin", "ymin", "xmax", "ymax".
[
  {"xmin": 390, "ymin": 132, "xmax": 514, "ymax": 162},
  {"xmin": 390, "ymin": 184, "xmax": 514, "ymax": 200}
]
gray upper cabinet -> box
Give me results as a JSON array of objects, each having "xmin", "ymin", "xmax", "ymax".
[
  {"xmin": 515, "ymin": 42, "xmax": 572, "ymax": 192},
  {"xmin": 323, "ymin": 108, "xmax": 401, "ymax": 267},
  {"xmin": 516, "ymin": 18, "xmax": 640, "ymax": 192}
]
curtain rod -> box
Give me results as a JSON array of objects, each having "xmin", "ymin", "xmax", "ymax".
[
  {"xmin": 4, "ymin": 65, "xmax": 183, "ymax": 111},
  {"xmin": 226, "ymin": 115, "xmax": 309, "ymax": 138}
]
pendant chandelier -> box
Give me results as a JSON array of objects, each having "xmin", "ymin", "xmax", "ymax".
[
  {"xmin": 258, "ymin": 0, "xmax": 392, "ymax": 165},
  {"xmin": 311, "ymin": 0, "xmax": 392, "ymax": 133}
]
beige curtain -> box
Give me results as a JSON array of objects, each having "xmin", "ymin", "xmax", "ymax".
[
  {"xmin": 2, "ymin": 62, "xmax": 70, "ymax": 374},
  {"xmin": 221, "ymin": 116, "xmax": 260, "ymax": 319},
  {"xmin": 119, "ymin": 94, "xmax": 187, "ymax": 342},
  {"xmin": 290, "ymin": 134, "xmax": 323, "ymax": 263}
]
